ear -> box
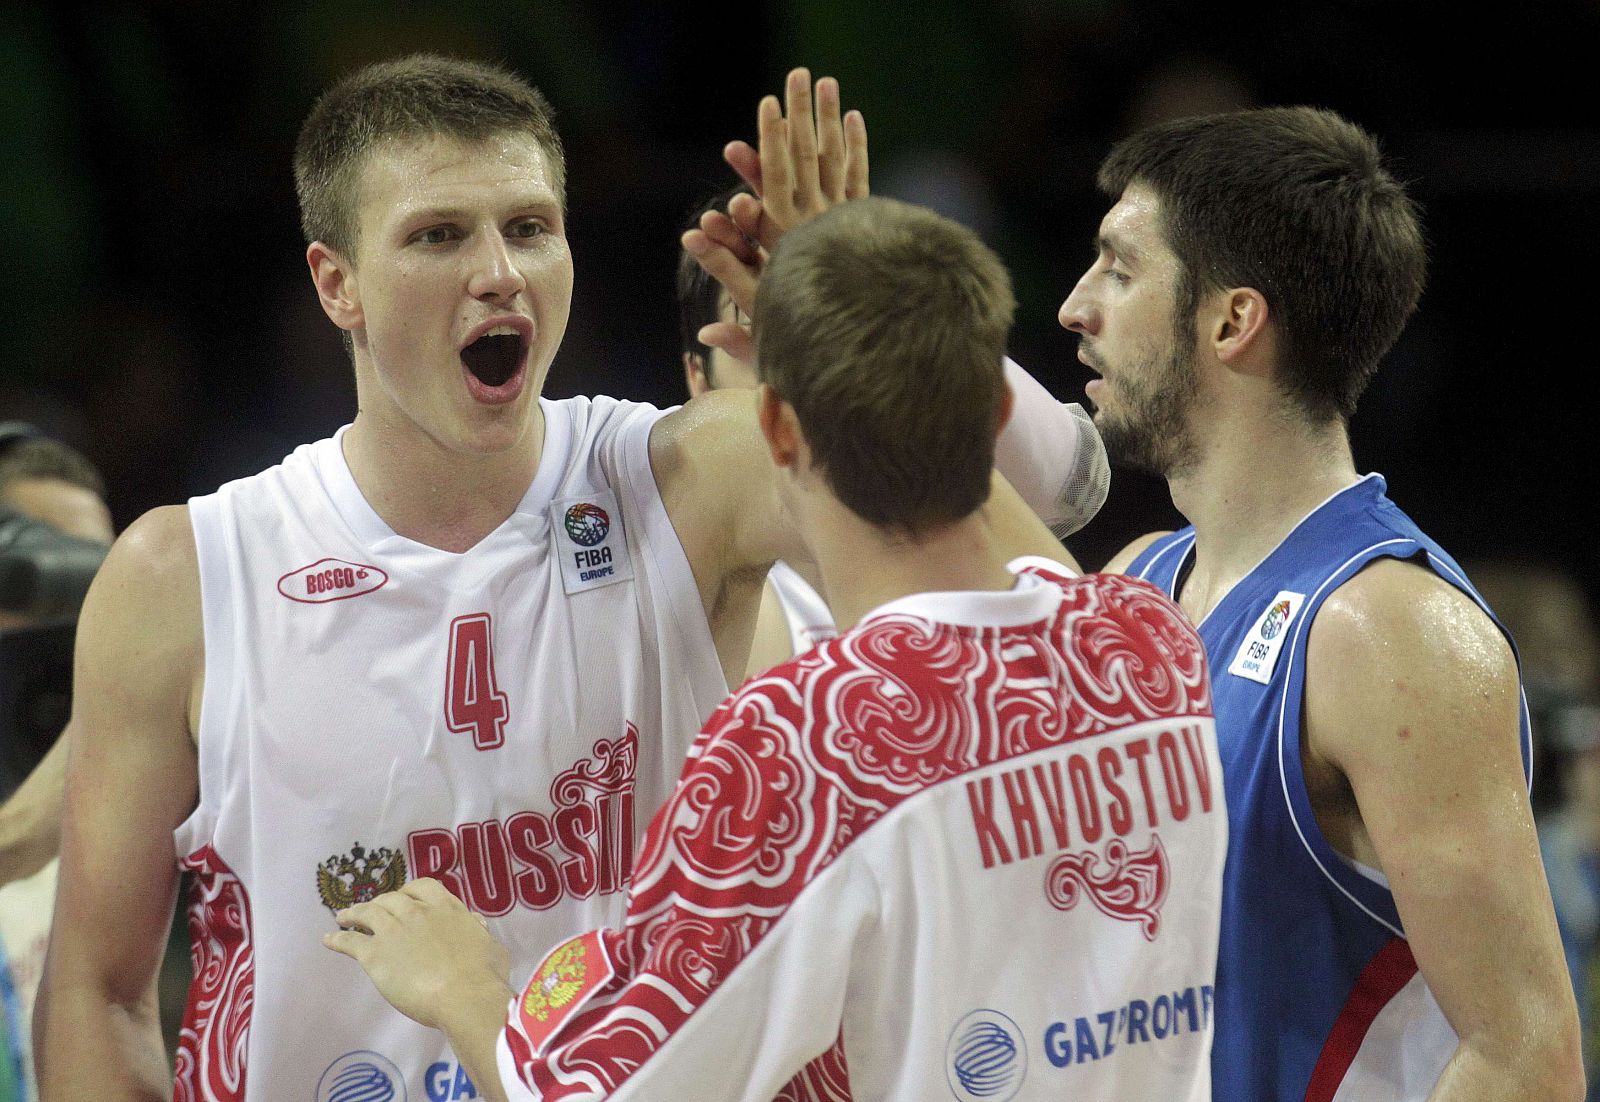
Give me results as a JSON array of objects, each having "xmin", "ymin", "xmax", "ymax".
[
  {"xmin": 683, "ymin": 352, "xmax": 711, "ymax": 398},
  {"xmin": 757, "ymin": 384, "xmax": 802, "ymax": 470},
  {"xmin": 994, "ymin": 374, "xmax": 1015, "ymax": 438},
  {"xmin": 307, "ymin": 241, "xmax": 363, "ymax": 333},
  {"xmin": 1209, "ymin": 287, "xmax": 1270, "ymax": 367}
]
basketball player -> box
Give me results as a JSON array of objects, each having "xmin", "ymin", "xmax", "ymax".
[
  {"xmin": 329, "ymin": 196, "xmax": 1227, "ymax": 1102},
  {"xmin": 35, "ymin": 61, "xmax": 1105, "ymax": 1100},
  {"xmin": 1064, "ymin": 107, "xmax": 1582, "ymax": 1098},
  {"xmin": 677, "ymin": 189, "xmax": 1110, "ymax": 679}
]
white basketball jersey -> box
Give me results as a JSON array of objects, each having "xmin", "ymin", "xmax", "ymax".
[
  {"xmin": 765, "ymin": 560, "xmax": 836, "ymax": 655},
  {"xmin": 173, "ymin": 395, "xmax": 728, "ymax": 1102}
]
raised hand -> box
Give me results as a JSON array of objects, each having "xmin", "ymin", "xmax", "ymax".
[
  {"xmin": 681, "ymin": 68, "xmax": 869, "ymax": 358},
  {"xmin": 724, "ymin": 68, "xmax": 869, "ymax": 250}
]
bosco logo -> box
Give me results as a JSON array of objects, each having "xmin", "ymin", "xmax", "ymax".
[
  {"xmin": 563, "ymin": 502, "xmax": 610, "ymax": 547},
  {"xmin": 946, "ymin": 1009, "xmax": 1027, "ymax": 1102},
  {"xmin": 278, "ymin": 557, "xmax": 388, "ymax": 604},
  {"xmin": 316, "ymin": 1050, "xmax": 406, "ymax": 1102}
]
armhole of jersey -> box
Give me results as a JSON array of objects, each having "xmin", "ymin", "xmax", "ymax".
[
  {"xmin": 615, "ymin": 408, "xmax": 729, "ymax": 714},
  {"xmin": 174, "ymin": 491, "xmax": 234, "ymax": 861},
  {"xmin": 1127, "ymin": 531, "xmax": 1193, "ymax": 587},
  {"xmin": 1274, "ymin": 540, "xmax": 1421, "ymax": 938}
]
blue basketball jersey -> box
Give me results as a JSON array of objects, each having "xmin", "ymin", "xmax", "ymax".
[{"xmin": 1127, "ymin": 474, "xmax": 1531, "ymax": 1101}]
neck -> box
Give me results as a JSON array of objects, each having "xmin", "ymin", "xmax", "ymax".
[
  {"xmin": 1167, "ymin": 398, "xmax": 1359, "ymax": 619},
  {"xmin": 341, "ymin": 403, "xmax": 545, "ymax": 553},
  {"xmin": 804, "ymin": 495, "xmax": 1020, "ymax": 631}
]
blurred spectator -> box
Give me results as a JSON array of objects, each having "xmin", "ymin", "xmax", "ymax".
[
  {"xmin": 0, "ymin": 423, "xmax": 113, "ymax": 1101},
  {"xmin": 1473, "ymin": 558, "xmax": 1600, "ymax": 1097}
]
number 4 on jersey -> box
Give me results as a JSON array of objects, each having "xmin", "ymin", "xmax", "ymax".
[{"xmin": 446, "ymin": 613, "xmax": 510, "ymax": 751}]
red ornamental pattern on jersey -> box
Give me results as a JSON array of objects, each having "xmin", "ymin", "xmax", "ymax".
[
  {"xmin": 1046, "ymin": 835, "xmax": 1171, "ymax": 940},
  {"xmin": 512, "ymin": 572, "xmax": 1211, "ymax": 1099},
  {"xmin": 173, "ymin": 846, "xmax": 254, "ymax": 1102}
]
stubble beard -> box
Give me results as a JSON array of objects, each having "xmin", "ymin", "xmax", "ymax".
[{"xmin": 1094, "ymin": 339, "xmax": 1200, "ymax": 480}]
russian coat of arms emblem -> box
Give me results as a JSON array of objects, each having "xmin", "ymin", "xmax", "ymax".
[{"xmin": 316, "ymin": 842, "xmax": 408, "ymax": 914}]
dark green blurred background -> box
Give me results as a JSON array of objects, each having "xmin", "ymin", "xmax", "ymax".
[{"xmin": 2, "ymin": 0, "xmax": 1597, "ymax": 590}]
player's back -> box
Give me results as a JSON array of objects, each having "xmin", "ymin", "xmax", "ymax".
[
  {"xmin": 1126, "ymin": 475, "xmax": 1530, "ymax": 1101},
  {"xmin": 526, "ymin": 561, "xmax": 1227, "ymax": 1101},
  {"xmin": 828, "ymin": 563, "xmax": 1225, "ymax": 1100}
]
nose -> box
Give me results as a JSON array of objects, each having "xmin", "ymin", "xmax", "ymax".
[
  {"xmin": 1058, "ymin": 272, "xmax": 1097, "ymax": 336},
  {"xmin": 467, "ymin": 231, "xmax": 527, "ymax": 302}
]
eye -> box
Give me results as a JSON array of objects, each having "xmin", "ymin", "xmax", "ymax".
[
  {"xmin": 507, "ymin": 219, "xmax": 547, "ymax": 240},
  {"xmin": 1107, "ymin": 267, "xmax": 1131, "ymax": 285},
  {"xmin": 412, "ymin": 225, "xmax": 459, "ymax": 246}
]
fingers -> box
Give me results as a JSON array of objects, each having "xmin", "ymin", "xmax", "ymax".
[
  {"xmin": 699, "ymin": 321, "xmax": 754, "ymax": 366},
  {"xmin": 815, "ymin": 76, "xmax": 844, "ymax": 200},
  {"xmin": 323, "ymin": 927, "xmax": 370, "ymax": 961},
  {"xmin": 702, "ymin": 206, "xmax": 760, "ymax": 266},
  {"xmin": 405, "ymin": 876, "xmax": 457, "ymax": 905},
  {"xmin": 844, "ymin": 109, "xmax": 869, "ymax": 199},
  {"xmin": 757, "ymin": 94, "xmax": 790, "ymax": 222},
  {"xmin": 682, "ymin": 228, "xmax": 759, "ymax": 316},
  {"xmin": 724, "ymin": 141, "xmax": 761, "ymax": 195},
  {"xmin": 785, "ymin": 67, "xmax": 821, "ymax": 212}
]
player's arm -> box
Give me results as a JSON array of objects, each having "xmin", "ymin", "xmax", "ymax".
[
  {"xmin": 34, "ymin": 506, "xmax": 202, "ymax": 1100},
  {"xmin": 0, "ymin": 729, "xmax": 67, "ymax": 886},
  {"xmin": 1305, "ymin": 559, "xmax": 1584, "ymax": 1101}
]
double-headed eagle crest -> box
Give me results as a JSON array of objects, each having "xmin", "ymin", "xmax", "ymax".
[
  {"xmin": 317, "ymin": 842, "xmax": 407, "ymax": 914},
  {"xmin": 523, "ymin": 938, "xmax": 589, "ymax": 1024}
]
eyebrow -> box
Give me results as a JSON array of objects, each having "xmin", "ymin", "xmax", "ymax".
[{"xmin": 1096, "ymin": 233, "xmax": 1141, "ymax": 267}]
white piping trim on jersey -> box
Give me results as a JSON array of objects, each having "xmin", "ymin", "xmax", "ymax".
[
  {"xmin": 1276, "ymin": 537, "xmax": 1415, "ymax": 940},
  {"xmin": 1192, "ymin": 475, "xmax": 1380, "ymax": 634},
  {"xmin": 1131, "ymin": 531, "xmax": 1194, "ymax": 585}
]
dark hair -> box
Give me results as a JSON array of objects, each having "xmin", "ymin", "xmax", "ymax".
[
  {"xmin": 675, "ymin": 184, "xmax": 753, "ymax": 385},
  {"xmin": 1097, "ymin": 105, "xmax": 1426, "ymax": 422},
  {"xmin": 755, "ymin": 197, "xmax": 1014, "ymax": 536},
  {"xmin": 294, "ymin": 53, "xmax": 565, "ymax": 257},
  {"xmin": 0, "ymin": 427, "xmax": 105, "ymax": 500}
]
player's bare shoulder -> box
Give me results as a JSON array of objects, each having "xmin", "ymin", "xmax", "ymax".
[
  {"xmin": 76, "ymin": 504, "xmax": 205, "ymax": 742},
  {"xmin": 1305, "ymin": 556, "xmax": 1519, "ymax": 771},
  {"xmin": 648, "ymin": 387, "xmax": 788, "ymax": 572},
  {"xmin": 1101, "ymin": 531, "xmax": 1175, "ymax": 575}
]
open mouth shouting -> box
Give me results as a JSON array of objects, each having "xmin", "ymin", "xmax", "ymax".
[{"xmin": 459, "ymin": 316, "xmax": 533, "ymax": 404}]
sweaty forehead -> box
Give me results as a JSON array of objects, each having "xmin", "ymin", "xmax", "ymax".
[
  {"xmin": 353, "ymin": 133, "xmax": 560, "ymax": 233},
  {"xmin": 1099, "ymin": 185, "xmax": 1175, "ymax": 267}
]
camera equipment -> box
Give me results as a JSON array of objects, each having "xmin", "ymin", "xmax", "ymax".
[
  {"xmin": 0, "ymin": 507, "xmax": 108, "ymax": 620},
  {"xmin": 0, "ymin": 421, "xmax": 109, "ymax": 791}
]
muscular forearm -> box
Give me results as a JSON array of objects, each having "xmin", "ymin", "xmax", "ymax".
[
  {"xmin": 35, "ymin": 985, "xmax": 170, "ymax": 1101},
  {"xmin": 1428, "ymin": 1032, "xmax": 1584, "ymax": 1101},
  {"xmin": 994, "ymin": 358, "xmax": 1109, "ymax": 537}
]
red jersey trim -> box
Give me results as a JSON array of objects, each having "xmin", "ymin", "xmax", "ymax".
[
  {"xmin": 173, "ymin": 845, "xmax": 255, "ymax": 1102},
  {"xmin": 1302, "ymin": 937, "xmax": 1419, "ymax": 1102}
]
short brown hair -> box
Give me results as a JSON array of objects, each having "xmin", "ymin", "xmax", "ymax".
[
  {"xmin": 0, "ymin": 437, "xmax": 105, "ymax": 500},
  {"xmin": 754, "ymin": 197, "xmax": 1014, "ymax": 535},
  {"xmin": 1098, "ymin": 106, "xmax": 1426, "ymax": 423},
  {"xmin": 293, "ymin": 53, "xmax": 565, "ymax": 257}
]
